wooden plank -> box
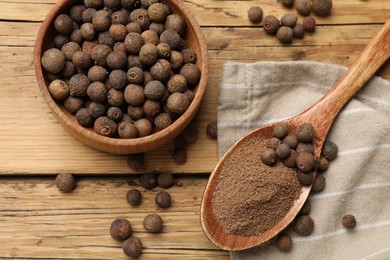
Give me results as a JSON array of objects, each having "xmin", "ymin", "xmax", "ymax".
[
  {"xmin": 0, "ymin": 0, "xmax": 389, "ymax": 25},
  {"xmin": 0, "ymin": 176, "xmax": 229, "ymax": 259},
  {"xmin": 1, "ymin": 23, "xmax": 390, "ymax": 175}
]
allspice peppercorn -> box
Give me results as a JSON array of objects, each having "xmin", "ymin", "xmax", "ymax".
[
  {"xmin": 124, "ymin": 32, "xmax": 144, "ymax": 54},
  {"xmin": 124, "ymin": 84, "xmax": 145, "ymax": 106},
  {"xmin": 293, "ymin": 23, "xmax": 305, "ymax": 38},
  {"xmin": 126, "ymin": 189, "xmax": 142, "ymax": 206},
  {"xmin": 261, "ymin": 148, "xmax": 277, "ymax": 166},
  {"xmin": 299, "ymin": 199, "xmax": 311, "ymax": 215},
  {"xmin": 112, "ymin": 9, "xmax": 130, "ymax": 25},
  {"xmin": 42, "ymin": 48, "xmax": 66, "ymax": 74},
  {"xmin": 157, "ymin": 43, "xmax": 171, "ymax": 59},
  {"xmin": 134, "ymin": 118, "xmax": 152, "ymax": 137},
  {"xmin": 87, "ymin": 82, "xmax": 107, "ymax": 102},
  {"xmin": 276, "ymin": 234, "xmax": 293, "ymax": 252},
  {"xmin": 127, "ymin": 67, "xmax": 144, "ymax": 84},
  {"xmin": 295, "ymin": 215, "xmax": 314, "ymax": 236},
  {"xmin": 64, "ymin": 96, "xmax": 84, "ymax": 114},
  {"xmin": 139, "ymin": 173, "xmax": 158, "ymax": 189},
  {"xmin": 110, "ymin": 219, "xmax": 132, "ymax": 241},
  {"xmin": 143, "ymin": 213, "xmax": 163, "ymax": 233},
  {"xmin": 48, "ymin": 79, "xmax": 70, "ymax": 101},
  {"xmin": 139, "ymin": 43, "xmax": 159, "ymax": 65},
  {"xmin": 88, "ymin": 65, "xmax": 108, "ymax": 82},
  {"xmin": 342, "ymin": 214, "xmax": 357, "ymax": 229},
  {"xmin": 72, "ymin": 51, "xmax": 92, "ymax": 70},
  {"xmin": 303, "ymin": 16, "xmax": 316, "ymax": 32},
  {"xmin": 106, "ymin": 50, "xmax": 127, "ymax": 69},
  {"xmin": 107, "ymin": 107, "xmax": 123, "ymax": 122},
  {"xmin": 106, "ymin": 69, "xmax": 127, "ymax": 89},
  {"xmin": 150, "ymin": 22, "xmax": 165, "ymax": 36},
  {"xmin": 54, "ymin": 14, "xmax": 74, "ymax": 35},
  {"xmin": 80, "ymin": 22, "xmax": 95, "ymax": 40},
  {"xmin": 322, "ymin": 140, "xmax": 338, "ymax": 161},
  {"xmin": 154, "ymin": 113, "xmax": 172, "ymax": 130},
  {"xmin": 107, "ymin": 88, "xmax": 124, "ymax": 107},
  {"xmin": 150, "ymin": 59, "xmax": 171, "ymax": 82},
  {"xmin": 181, "ymin": 49, "xmax": 197, "ymax": 64},
  {"xmin": 118, "ymin": 121, "xmax": 138, "ymax": 138},
  {"xmin": 296, "ymin": 142, "xmax": 314, "ymax": 154},
  {"xmin": 141, "ymin": 30, "xmax": 159, "ymax": 45},
  {"xmin": 248, "ymin": 6, "xmax": 263, "ymax": 24},
  {"xmin": 173, "ymin": 148, "xmax": 187, "ymax": 164},
  {"xmin": 282, "ymin": 0, "xmax": 295, "ymax": 8},
  {"xmin": 109, "ymin": 24, "xmax": 128, "ymax": 41},
  {"xmin": 84, "ymin": 0, "xmax": 103, "ymax": 9},
  {"xmin": 206, "ymin": 121, "xmax": 218, "ymax": 139},
  {"xmin": 94, "ymin": 116, "xmax": 117, "ymax": 137},
  {"xmin": 276, "ymin": 143, "xmax": 291, "ymax": 159},
  {"xmin": 167, "ymin": 74, "xmax": 187, "ymax": 93},
  {"xmin": 318, "ymin": 156, "xmax": 329, "ymax": 172},
  {"xmin": 283, "ymin": 134, "xmax": 298, "ymax": 149},
  {"xmin": 312, "ymin": 0, "xmax": 332, "ymax": 16},
  {"xmin": 296, "ymin": 123, "xmax": 315, "ymax": 142},
  {"xmin": 69, "ymin": 74, "xmax": 90, "ymax": 97},
  {"xmin": 143, "ymin": 99, "xmax": 161, "ymax": 117},
  {"xmin": 312, "ymin": 175, "xmax": 326, "ymax": 192},
  {"xmin": 296, "ymin": 0, "xmax": 312, "ymax": 16},
  {"xmin": 54, "ymin": 35, "xmax": 70, "ymax": 49},
  {"xmin": 76, "ymin": 107, "xmax": 94, "ymax": 127},
  {"xmin": 127, "ymin": 153, "xmax": 145, "ymax": 170},
  {"xmin": 283, "ymin": 149, "xmax": 297, "ymax": 168},
  {"xmin": 122, "ymin": 237, "xmax": 142, "ymax": 257},
  {"xmin": 92, "ymin": 10, "xmax": 111, "ymax": 31},
  {"xmin": 157, "ymin": 172, "xmax": 174, "ymax": 188},
  {"xmin": 263, "ymin": 15, "xmax": 280, "ymax": 35},
  {"xmin": 129, "ymin": 9, "xmax": 150, "ymax": 30},
  {"xmin": 167, "ymin": 93, "xmax": 189, "ymax": 114},
  {"xmin": 296, "ymin": 170, "xmax": 315, "ymax": 186},
  {"xmin": 273, "ymin": 123, "xmax": 289, "ymax": 139},
  {"xmin": 296, "ymin": 152, "xmax": 315, "ymax": 172},
  {"xmin": 170, "ymin": 50, "xmax": 184, "ymax": 70},
  {"xmin": 148, "ymin": 3, "xmax": 167, "ymax": 23},
  {"xmin": 82, "ymin": 8, "xmax": 97, "ymax": 23},
  {"xmin": 88, "ymin": 101, "xmax": 106, "ymax": 118},
  {"xmin": 155, "ymin": 191, "xmax": 171, "ymax": 208},
  {"xmin": 276, "ymin": 26, "xmax": 294, "ymax": 44},
  {"xmin": 160, "ymin": 29, "xmax": 181, "ymax": 50},
  {"xmin": 281, "ymin": 14, "xmax": 298, "ymax": 28},
  {"xmin": 180, "ymin": 63, "xmax": 201, "ymax": 85},
  {"xmin": 70, "ymin": 5, "xmax": 86, "ymax": 23},
  {"xmin": 165, "ymin": 14, "xmax": 186, "ymax": 36},
  {"xmin": 55, "ymin": 173, "xmax": 75, "ymax": 193}
]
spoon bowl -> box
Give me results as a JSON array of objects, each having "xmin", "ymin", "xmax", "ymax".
[{"xmin": 201, "ymin": 18, "xmax": 390, "ymax": 251}]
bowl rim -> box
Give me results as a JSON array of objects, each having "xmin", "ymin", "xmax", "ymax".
[{"xmin": 34, "ymin": 0, "xmax": 208, "ymax": 154}]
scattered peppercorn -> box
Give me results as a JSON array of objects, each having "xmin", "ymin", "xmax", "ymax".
[
  {"xmin": 248, "ymin": 6, "xmax": 263, "ymax": 24},
  {"xmin": 277, "ymin": 26, "xmax": 294, "ymax": 44},
  {"xmin": 173, "ymin": 148, "xmax": 187, "ymax": 164},
  {"xmin": 139, "ymin": 173, "xmax": 158, "ymax": 189},
  {"xmin": 157, "ymin": 172, "xmax": 174, "ymax": 188},
  {"xmin": 296, "ymin": 0, "xmax": 312, "ymax": 16},
  {"xmin": 126, "ymin": 189, "xmax": 142, "ymax": 206},
  {"xmin": 312, "ymin": 0, "xmax": 332, "ymax": 16},
  {"xmin": 155, "ymin": 191, "xmax": 171, "ymax": 208},
  {"xmin": 282, "ymin": 0, "xmax": 295, "ymax": 8},
  {"xmin": 322, "ymin": 140, "xmax": 338, "ymax": 161},
  {"xmin": 342, "ymin": 214, "xmax": 357, "ymax": 229},
  {"xmin": 55, "ymin": 173, "xmax": 76, "ymax": 193},
  {"xmin": 283, "ymin": 149, "xmax": 297, "ymax": 168},
  {"xmin": 122, "ymin": 237, "xmax": 142, "ymax": 257},
  {"xmin": 110, "ymin": 219, "xmax": 132, "ymax": 241},
  {"xmin": 181, "ymin": 123, "xmax": 199, "ymax": 144},
  {"xmin": 312, "ymin": 174, "xmax": 326, "ymax": 192},
  {"xmin": 276, "ymin": 234, "xmax": 293, "ymax": 252},
  {"xmin": 303, "ymin": 16, "xmax": 316, "ymax": 32},
  {"xmin": 295, "ymin": 215, "xmax": 314, "ymax": 236},
  {"xmin": 318, "ymin": 157, "xmax": 329, "ymax": 172},
  {"xmin": 292, "ymin": 23, "xmax": 305, "ymax": 38},
  {"xmin": 127, "ymin": 153, "xmax": 145, "ymax": 170},
  {"xmin": 143, "ymin": 213, "xmax": 163, "ymax": 233},
  {"xmin": 281, "ymin": 14, "xmax": 298, "ymax": 28},
  {"xmin": 296, "ymin": 170, "xmax": 315, "ymax": 186},
  {"xmin": 206, "ymin": 121, "xmax": 218, "ymax": 139},
  {"xmin": 263, "ymin": 15, "xmax": 280, "ymax": 35},
  {"xmin": 299, "ymin": 199, "xmax": 311, "ymax": 215}
]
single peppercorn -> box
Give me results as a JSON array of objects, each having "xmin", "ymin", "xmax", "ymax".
[
  {"xmin": 48, "ymin": 79, "xmax": 70, "ymax": 101},
  {"xmin": 82, "ymin": 41, "xmax": 99, "ymax": 56},
  {"xmin": 303, "ymin": 16, "xmax": 316, "ymax": 32},
  {"xmin": 106, "ymin": 50, "xmax": 127, "ymax": 69},
  {"xmin": 167, "ymin": 74, "xmax": 187, "ymax": 93},
  {"xmin": 107, "ymin": 88, "xmax": 125, "ymax": 107},
  {"xmin": 124, "ymin": 84, "xmax": 145, "ymax": 106},
  {"xmin": 70, "ymin": 5, "xmax": 86, "ymax": 23},
  {"xmin": 127, "ymin": 67, "xmax": 144, "ymax": 84},
  {"xmin": 126, "ymin": 189, "xmax": 142, "ymax": 206},
  {"xmin": 126, "ymin": 22, "xmax": 142, "ymax": 33},
  {"xmin": 248, "ymin": 6, "xmax": 263, "ymax": 24},
  {"xmin": 98, "ymin": 31, "xmax": 114, "ymax": 47},
  {"xmin": 76, "ymin": 107, "xmax": 94, "ymax": 127},
  {"xmin": 91, "ymin": 44, "xmax": 112, "ymax": 67},
  {"xmin": 157, "ymin": 43, "xmax": 171, "ymax": 59},
  {"xmin": 154, "ymin": 113, "xmax": 172, "ymax": 130},
  {"xmin": 151, "ymin": 59, "xmax": 171, "ymax": 82},
  {"xmin": 155, "ymin": 191, "xmax": 171, "ymax": 208},
  {"xmin": 296, "ymin": 170, "xmax": 315, "ymax": 186},
  {"xmin": 87, "ymin": 82, "xmax": 107, "ymax": 102},
  {"xmin": 54, "ymin": 14, "xmax": 73, "ymax": 35},
  {"xmin": 111, "ymin": 9, "xmax": 130, "ymax": 25},
  {"xmin": 110, "ymin": 219, "xmax": 132, "ymax": 241},
  {"xmin": 106, "ymin": 69, "xmax": 127, "ymax": 89},
  {"xmin": 92, "ymin": 10, "xmax": 111, "ymax": 31},
  {"xmin": 263, "ymin": 15, "xmax": 280, "ymax": 35},
  {"xmin": 64, "ymin": 96, "xmax": 84, "ymax": 114},
  {"xmin": 296, "ymin": 152, "xmax": 315, "ymax": 172},
  {"xmin": 143, "ymin": 213, "xmax": 163, "ymax": 233},
  {"xmin": 143, "ymin": 99, "xmax": 161, "ymax": 117},
  {"xmin": 170, "ymin": 50, "xmax": 184, "ymax": 70},
  {"xmin": 141, "ymin": 30, "xmax": 159, "ymax": 45},
  {"xmin": 122, "ymin": 237, "xmax": 142, "ymax": 258},
  {"xmin": 127, "ymin": 153, "xmax": 145, "ymax": 170},
  {"xmin": 312, "ymin": 0, "xmax": 332, "ymax": 16},
  {"xmin": 296, "ymin": 142, "xmax": 314, "ymax": 154},
  {"xmin": 88, "ymin": 102, "xmax": 106, "ymax": 118},
  {"xmin": 42, "ymin": 48, "xmax": 66, "ymax": 74},
  {"xmin": 70, "ymin": 29, "xmax": 83, "ymax": 45},
  {"xmin": 282, "ymin": 0, "xmax": 295, "ymax": 8},
  {"xmin": 143, "ymin": 80, "xmax": 164, "ymax": 100},
  {"xmin": 113, "ymin": 42, "xmax": 127, "ymax": 53},
  {"xmin": 125, "ymin": 32, "xmax": 144, "ymax": 54},
  {"xmin": 160, "ymin": 29, "xmax": 181, "ymax": 50},
  {"xmin": 296, "ymin": 0, "xmax": 312, "ymax": 16},
  {"xmin": 180, "ymin": 63, "xmax": 201, "ymax": 85},
  {"xmin": 150, "ymin": 22, "xmax": 165, "ymax": 36},
  {"xmin": 88, "ymin": 66, "xmax": 108, "ymax": 82},
  {"xmin": 318, "ymin": 157, "xmax": 329, "ymax": 172},
  {"xmin": 173, "ymin": 148, "xmax": 187, "ymax": 164},
  {"xmin": 108, "ymin": 24, "xmax": 127, "ymax": 41},
  {"xmin": 94, "ymin": 116, "xmax": 117, "ymax": 137},
  {"xmin": 273, "ymin": 123, "xmax": 289, "ymax": 139},
  {"xmin": 167, "ymin": 93, "xmax": 189, "ymax": 114},
  {"xmin": 312, "ymin": 175, "xmax": 326, "ymax": 192},
  {"xmin": 283, "ymin": 149, "xmax": 297, "ymax": 168},
  {"xmin": 267, "ymin": 137, "xmax": 281, "ymax": 150},
  {"xmin": 54, "ymin": 35, "xmax": 70, "ymax": 49},
  {"xmin": 135, "ymin": 118, "xmax": 152, "ymax": 137},
  {"xmin": 206, "ymin": 121, "xmax": 218, "ymax": 139},
  {"xmin": 139, "ymin": 43, "xmax": 159, "ymax": 65},
  {"xmin": 55, "ymin": 173, "xmax": 75, "ymax": 192},
  {"xmin": 121, "ymin": 0, "xmax": 138, "ymax": 10},
  {"xmin": 61, "ymin": 42, "xmax": 81, "ymax": 61},
  {"xmin": 276, "ymin": 234, "xmax": 293, "ymax": 252},
  {"xmin": 157, "ymin": 172, "xmax": 174, "ymax": 188},
  {"xmin": 281, "ymin": 14, "xmax": 298, "ymax": 28},
  {"xmin": 165, "ymin": 14, "xmax": 185, "ymax": 36},
  {"xmin": 69, "ymin": 74, "xmax": 90, "ymax": 97},
  {"xmin": 283, "ymin": 134, "xmax": 298, "ymax": 149},
  {"xmin": 85, "ymin": 0, "xmax": 103, "ymax": 9},
  {"xmin": 261, "ymin": 148, "xmax": 277, "ymax": 166},
  {"xmin": 181, "ymin": 49, "xmax": 197, "ymax": 64},
  {"xmin": 62, "ymin": 61, "xmax": 76, "ymax": 78},
  {"xmin": 277, "ymin": 26, "xmax": 294, "ymax": 44},
  {"xmin": 82, "ymin": 8, "xmax": 97, "ymax": 23},
  {"xmin": 129, "ymin": 9, "xmax": 151, "ymax": 30},
  {"xmin": 148, "ymin": 3, "xmax": 167, "ymax": 23},
  {"xmin": 107, "ymin": 107, "xmax": 123, "ymax": 122},
  {"xmin": 342, "ymin": 215, "xmax": 357, "ymax": 229},
  {"xmin": 295, "ymin": 215, "xmax": 314, "ymax": 236},
  {"xmin": 128, "ymin": 105, "xmax": 144, "ymax": 120},
  {"xmin": 322, "ymin": 140, "xmax": 338, "ymax": 161},
  {"xmin": 139, "ymin": 173, "xmax": 157, "ymax": 189},
  {"xmin": 276, "ymin": 143, "xmax": 291, "ymax": 159},
  {"xmin": 293, "ymin": 23, "xmax": 305, "ymax": 38},
  {"xmin": 72, "ymin": 51, "xmax": 92, "ymax": 70},
  {"xmin": 80, "ymin": 22, "xmax": 95, "ymax": 40},
  {"xmin": 296, "ymin": 123, "xmax": 315, "ymax": 142},
  {"xmin": 104, "ymin": 0, "xmax": 121, "ymax": 10}
]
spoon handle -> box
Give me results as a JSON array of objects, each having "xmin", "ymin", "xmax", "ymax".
[{"xmin": 301, "ymin": 18, "xmax": 390, "ymax": 142}]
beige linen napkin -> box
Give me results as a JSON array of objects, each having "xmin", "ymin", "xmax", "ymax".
[{"xmin": 218, "ymin": 61, "xmax": 390, "ymax": 260}]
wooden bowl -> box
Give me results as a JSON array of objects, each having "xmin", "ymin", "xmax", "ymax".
[{"xmin": 34, "ymin": 0, "xmax": 208, "ymax": 154}]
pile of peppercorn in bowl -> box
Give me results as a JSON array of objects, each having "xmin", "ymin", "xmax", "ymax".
[{"xmin": 34, "ymin": 0, "xmax": 208, "ymax": 154}]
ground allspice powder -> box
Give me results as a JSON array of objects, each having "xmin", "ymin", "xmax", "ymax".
[{"xmin": 212, "ymin": 137, "xmax": 302, "ymax": 236}]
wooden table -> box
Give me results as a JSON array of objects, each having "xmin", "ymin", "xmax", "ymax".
[{"xmin": 0, "ymin": 0, "xmax": 389, "ymax": 259}]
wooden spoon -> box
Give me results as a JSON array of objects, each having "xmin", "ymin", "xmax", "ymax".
[{"xmin": 201, "ymin": 18, "xmax": 390, "ymax": 251}]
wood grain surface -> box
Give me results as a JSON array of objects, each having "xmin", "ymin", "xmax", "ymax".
[{"xmin": 0, "ymin": 0, "xmax": 389, "ymax": 259}]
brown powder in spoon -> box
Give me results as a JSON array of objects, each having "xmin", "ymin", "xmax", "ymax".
[{"xmin": 212, "ymin": 137, "xmax": 302, "ymax": 236}]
